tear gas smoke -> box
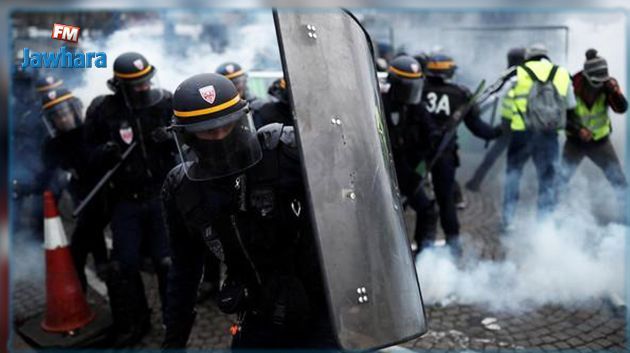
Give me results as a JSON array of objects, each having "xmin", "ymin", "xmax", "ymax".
[
  {"xmin": 416, "ymin": 172, "xmax": 625, "ymax": 313},
  {"xmin": 70, "ymin": 11, "xmax": 280, "ymax": 113}
]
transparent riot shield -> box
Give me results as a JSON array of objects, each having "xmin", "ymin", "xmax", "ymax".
[{"xmin": 274, "ymin": 9, "xmax": 427, "ymax": 350}]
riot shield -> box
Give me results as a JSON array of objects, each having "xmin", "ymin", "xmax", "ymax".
[{"xmin": 274, "ymin": 9, "xmax": 427, "ymax": 350}]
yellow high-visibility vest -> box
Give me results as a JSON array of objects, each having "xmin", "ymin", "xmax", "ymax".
[
  {"xmin": 502, "ymin": 60, "xmax": 571, "ymax": 131},
  {"xmin": 574, "ymin": 94, "xmax": 610, "ymax": 141}
]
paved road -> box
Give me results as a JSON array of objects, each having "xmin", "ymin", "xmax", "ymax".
[{"xmin": 10, "ymin": 188, "xmax": 626, "ymax": 351}]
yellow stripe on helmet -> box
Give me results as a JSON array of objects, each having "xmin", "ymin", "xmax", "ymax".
[
  {"xmin": 388, "ymin": 65, "xmax": 423, "ymax": 79},
  {"xmin": 114, "ymin": 65, "xmax": 153, "ymax": 79},
  {"xmin": 36, "ymin": 80, "xmax": 63, "ymax": 92},
  {"xmin": 174, "ymin": 94, "xmax": 241, "ymax": 118},
  {"xmin": 223, "ymin": 69, "xmax": 245, "ymax": 80},
  {"xmin": 426, "ymin": 60, "xmax": 455, "ymax": 70},
  {"xmin": 43, "ymin": 93, "xmax": 73, "ymax": 110}
]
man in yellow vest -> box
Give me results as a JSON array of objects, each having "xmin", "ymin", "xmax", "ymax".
[
  {"xmin": 502, "ymin": 44, "xmax": 577, "ymax": 230},
  {"xmin": 560, "ymin": 49, "xmax": 628, "ymax": 198}
]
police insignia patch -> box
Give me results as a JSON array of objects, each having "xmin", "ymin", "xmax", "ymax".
[
  {"xmin": 199, "ymin": 85, "xmax": 216, "ymax": 104},
  {"xmin": 133, "ymin": 59, "xmax": 144, "ymax": 70},
  {"xmin": 119, "ymin": 126, "xmax": 134, "ymax": 144}
]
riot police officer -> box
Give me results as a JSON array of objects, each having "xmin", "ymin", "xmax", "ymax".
[
  {"xmin": 35, "ymin": 75, "xmax": 64, "ymax": 95},
  {"xmin": 255, "ymin": 77, "xmax": 293, "ymax": 128},
  {"xmin": 421, "ymin": 53, "xmax": 502, "ymax": 255},
  {"xmin": 11, "ymin": 52, "xmax": 47, "ymax": 239},
  {"xmin": 381, "ymin": 55, "xmax": 436, "ymax": 253},
  {"xmin": 84, "ymin": 52, "xmax": 175, "ymax": 345},
  {"xmin": 216, "ymin": 61, "xmax": 264, "ymax": 113},
  {"xmin": 161, "ymin": 73, "xmax": 336, "ymax": 349},
  {"xmin": 40, "ymin": 88, "xmax": 109, "ymax": 290}
]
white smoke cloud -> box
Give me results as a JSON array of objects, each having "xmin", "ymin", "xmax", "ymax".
[
  {"xmin": 416, "ymin": 173, "xmax": 625, "ymax": 313},
  {"xmin": 70, "ymin": 11, "xmax": 279, "ymax": 113}
]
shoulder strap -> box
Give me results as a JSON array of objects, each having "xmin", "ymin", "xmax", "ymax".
[
  {"xmin": 547, "ymin": 65, "xmax": 559, "ymax": 84},
  {"xmin": 520, "ymin": 64, "xmax": 541, "ymax": 83}
]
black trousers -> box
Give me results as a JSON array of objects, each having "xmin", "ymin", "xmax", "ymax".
[
  {"xmin": 431, "ymin": 150, "xmax": 460, "ymax": 239},
  {"xmin": 70, "ymin": 190, "xmax": 109, "ymax": 291},
  {"xmin": 412, "ymin": 149, "xmax": 460, "ymax": 249}
]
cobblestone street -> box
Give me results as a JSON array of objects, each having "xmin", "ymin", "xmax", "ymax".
[{"xmin": 10, "ymin": 188, "xmax": 627, "ymax": 351}]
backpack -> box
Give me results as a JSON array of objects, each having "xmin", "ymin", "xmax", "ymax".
[{"xmin": 517, "ymin": 64, "xmax": 566, "ymax": 131}]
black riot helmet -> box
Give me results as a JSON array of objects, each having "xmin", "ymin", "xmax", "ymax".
[
  {"xmin": 216, "ymin": 62, "xmax": 248, "ymax": 97},
  {"xmin": 386, "ymin": 55, "xmax": 425, "ymax": 105},
  {"xmin": 171, "ymin": 73, "xmax": 262, "ymax": 181},
  {"xmin": 41, "ymin": 88, "xmax": 83, "ymax": 137},
  {"xmin": 110, "ymin": 52, "xmax": 163, "ymax": 109},
  {"xmin": 425, "ymin": 53, "xmax": 457, "ymax": 79},
  {"xmin": 35, "ymin": 75, "xmax": 64, "ymax": 94},
  {"xmin": 268, "ymin": 78, "xmax": 289, "ymax": 104}
]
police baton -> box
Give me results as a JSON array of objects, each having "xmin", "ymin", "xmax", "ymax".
[{"xmin": 72, "ymin": 142, "xmax": 137, "ymax": 217}]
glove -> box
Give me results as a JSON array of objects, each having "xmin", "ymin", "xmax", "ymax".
[
  {"xmin": 150, "ymin": 127, "xmax": 172, "ymax": 143},
  {"xmin": 604, "ymin": 78, "xmax": 621, "ymax": 95},
  {"xmin": 99, "ymin": 141, "xmax": 122, "ymax": 166}
]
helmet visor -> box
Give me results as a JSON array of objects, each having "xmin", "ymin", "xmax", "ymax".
[
  {"xmin": 173, "ymin": 110, "xmax": 262, "ymax": 181},
  {"xmin": 231, "ymin": 74, "xmax": 248, "ymax": 97},
  {"xmin": 389, "ymin": 76, "xmax": 424, "ymax": 105},
  {"xmin": 42, "ymin": 98, "xmax": 83, "ymax": 137}
]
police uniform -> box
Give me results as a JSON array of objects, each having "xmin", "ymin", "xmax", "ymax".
[
  {"xmin": 11, "ymin": 66, "xmax": 48, "ymax": 239},
  {"xmin": 84, "ymin": 52, "xmax": 176, "ymax": 345},
  {"xmin": 162, "ymin": 73, "xmax": 337, "ymax": 349},
  {"xmin": 255, "ymin": 78, "xmax": 293, "ymax": 128},
  {"xmin": 501, "ymin": 47, "xmax": 575, "ymax": 228},
  {"xmin": 421, "ymin": 55, "xmax": 501, "ymax": 249},
  {"xmin": 41, "ymin": 88, "xmax": 108, "ymax": 290},
  {"xmin": 381, "ymin": 56, "xmax": 437, "ymax": 252}
]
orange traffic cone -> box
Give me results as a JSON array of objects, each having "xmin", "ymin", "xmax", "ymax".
[{"xmin": 40, "ymin": 191, "xmax": 95, "ymax": 333}]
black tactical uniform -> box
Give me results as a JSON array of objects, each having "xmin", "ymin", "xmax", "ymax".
[
  {"xmin": 420, "ymin": 54, "xmax": 501, "ymax": 253},
  {"xmin": 198, "ymin": 61, "xmax": 267, "ymax": 295},
  {"xmin": 11, "ymin": 64, "xmax": 47, "ymax": 239},
  {"xmin": 381, "ymin": 56, "xmax": 436, "ymax": 253},
  {"xmin": 255, "ymin": 78, "xmax": 293, "ymax": 128},
  {"xmin": 84, "ymin": 52, "xmax": 176, "ymax": 345},
  {"xmin": 162, "ymin": 73, "xmax": 336, "ymax": 349},
  {"xmin": 40, "ymin": 88, "xmax": 109, "ymax": 290}
]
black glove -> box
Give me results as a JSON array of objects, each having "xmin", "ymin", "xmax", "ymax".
[
  {"xmin": 99, "ymin": 141, "xmax": 122, "ymax": 166},
  {"xmin": 162, "ymin": 311, "xmax": 197, "ymax": 349},
  {"xmin": 150, "ymin": 127, "xmax": 172, "ymax": 143}
]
